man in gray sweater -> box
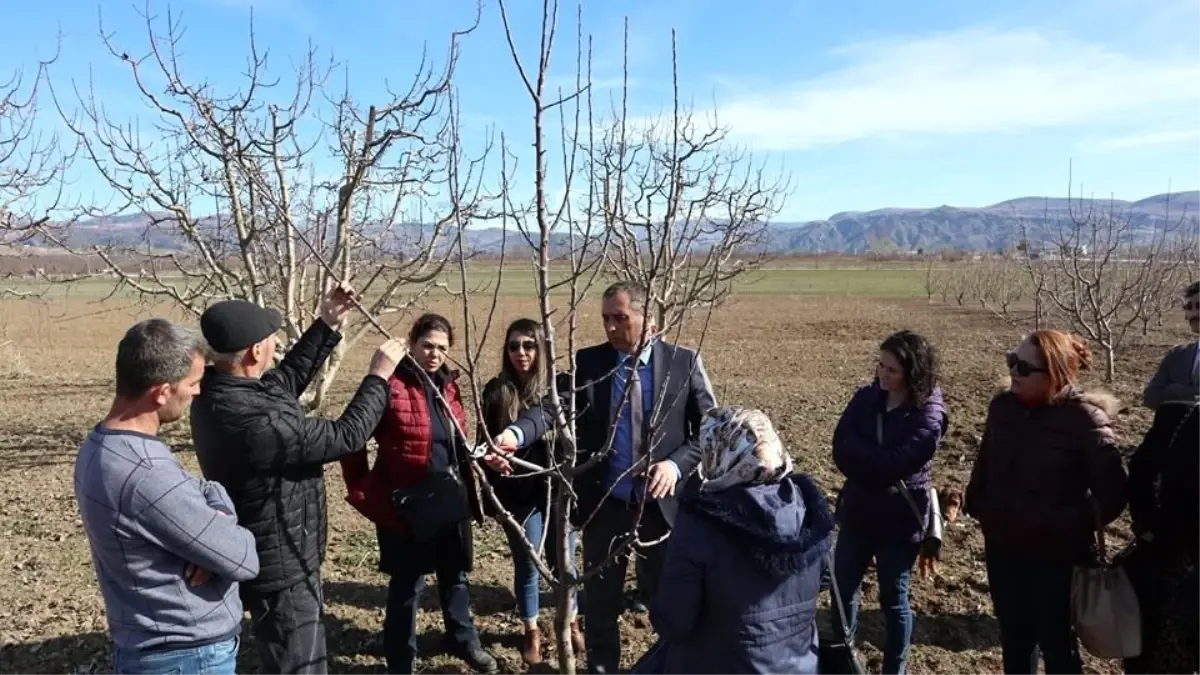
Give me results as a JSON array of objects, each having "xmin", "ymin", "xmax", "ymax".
[{"xmin": 74, "ymin": 318, "xmax": 260, "ymax": 674}]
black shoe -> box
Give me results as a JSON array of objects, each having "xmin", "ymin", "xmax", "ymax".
[
  {"xmin": 627, "ymin": 599, "xmax": 649, "ymax": 614},
  {"xmin": 445, "ymin": 641, "xmax": 498, "ymax": 673}
]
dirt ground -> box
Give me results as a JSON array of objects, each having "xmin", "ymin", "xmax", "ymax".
[{"xmin": 0, "ymin": 291, "xmax": 1184, "ymax": 674}]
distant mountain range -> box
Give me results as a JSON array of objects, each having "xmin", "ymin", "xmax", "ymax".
[
  {"xmin": 18, "ymin": 191, "xmax": 1199, "ymax": 255},
  {"xmin": 766, "ymin": 191, "xmax": 1199, "ymax": 253}
]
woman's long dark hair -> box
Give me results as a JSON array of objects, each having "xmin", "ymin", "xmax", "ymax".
[
  {"xmin": 483, "ymin": 318, "xmax": 550, "ymax": 437},
  {"xmin": 880, "ymin": 329, "xmax": 939, "ymax": 405}
]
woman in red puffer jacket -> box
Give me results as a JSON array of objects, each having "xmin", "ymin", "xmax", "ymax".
[{"xmin": 339, "ymin": 313, "xmax": 497, "ymax": 675}]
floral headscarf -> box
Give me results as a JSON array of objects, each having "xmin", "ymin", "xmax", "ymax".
[{"xmin": 696, "ymin": 405, "xmax": 793, "ymax": 492}]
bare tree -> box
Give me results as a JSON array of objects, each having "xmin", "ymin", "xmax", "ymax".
[
  {"xmin": 1015, "ymin": 223, "xmax": 1052, "ymax": 331},
  {"xmin": 432, "ymin": 4, "xmax": 769, "ymax": 672},
  {"xmin": 0, "ymin": 37, "xmax": 76, "ymax": 245},
  {"xmin": 949, "ymin": 264, "xmax": 972, "ymax": 306},
  {"xmin": 922, "ymin": 255, "xmax": 940, "ymax": 304},
  {"xmin": 37, "ymin": 3, "xmax": 490, "ymax": 407},
  {"xmin": 1031, "ymin": 179, "xmax": 1198, "ymax": 381},
  {"xmin": 1135, "ymin": 255, "xmax": 1197, "ymax": 335},
  {"xmin": 972, "ymin": 255, "xmax": 1035, "ymax": 325},
  {"xmin": 589, "ymin": 33, "xmax": 790, "ymax": 330}
]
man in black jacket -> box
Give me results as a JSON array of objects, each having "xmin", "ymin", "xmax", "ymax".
[
  {"xmin": 491, "ymin": 280, "xmax": 717, "ymax": 674},
  {"xmin": 191, "ymin": 285, "xmax": 405, "ymax": 674}
]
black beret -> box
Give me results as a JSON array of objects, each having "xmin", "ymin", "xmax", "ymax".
[{"xmin": 200, "ymin": 299, "xmax": 283, "ymax": 354}]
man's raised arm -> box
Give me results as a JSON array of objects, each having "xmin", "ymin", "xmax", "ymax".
[
  {"xmin": 250, "ymin": 338, "xmax": 407, "ymax": 469},
  {"xmin": 263, "ymin": 284, "xmax": 359, "ymax": 398}
]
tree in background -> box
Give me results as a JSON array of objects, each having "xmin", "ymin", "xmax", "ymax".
[{"xmin": 35, "ymin": 5, "xmax": 493, "ymax": 408}]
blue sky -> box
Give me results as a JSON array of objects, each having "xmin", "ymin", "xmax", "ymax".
[{"xmin": 4, "ymin": 0, "xmax": 1199, "ymax": 222}]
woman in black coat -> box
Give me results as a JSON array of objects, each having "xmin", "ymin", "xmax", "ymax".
[{"xmin": 478, "ymin": 318, "xmax": 584, "ymax": 666}]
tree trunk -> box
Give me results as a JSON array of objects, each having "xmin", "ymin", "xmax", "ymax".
[
  {"xmin": 554, "ymin": 498, "xmax": 578, "ymax": 674},
  {"xmin": 1103, "ymin": 343, "xmax": 1116, "ymax": 383}
]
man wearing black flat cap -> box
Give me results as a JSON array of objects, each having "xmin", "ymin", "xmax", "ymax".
[{"xmin": 190, "ymin": 284, "xmax": 407, "ymax": 675}]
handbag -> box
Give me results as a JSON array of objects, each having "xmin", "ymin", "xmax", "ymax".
[
  {"xmin": 877, "ymin": 414, "xmax": 944, "ymax": 559},
  {"xmin": 820, "ymin": 547, "xmax": 866, "ymax": 674},
  {"xmin": 1071, "ymin": 503, "xmax": 1143, "ymax": 659},
  {"xmin": 390, "ymin": 469, "xmax": 471, "ymax": 542},
  {"xmin": 390, "ymin": 397, "xmax": 473, "ymax": 542}
]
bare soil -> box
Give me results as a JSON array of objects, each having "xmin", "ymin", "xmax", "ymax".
[{"xmin": 0, "ymin": 293, "xmax": 1182, "ymax": 673}]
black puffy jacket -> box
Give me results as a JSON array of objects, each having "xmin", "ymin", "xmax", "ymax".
[
  {"xmin": 190, "ymin": 319, "xmax": 389, "ymax": 595},
  {"xmin": 1127, "ymin": 400, "xmax": 1199, "ymax": 555}
]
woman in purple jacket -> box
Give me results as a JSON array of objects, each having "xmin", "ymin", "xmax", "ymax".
[{"xmin": 830, "ymin": 330, "xmax": 947, "ymax": 675}]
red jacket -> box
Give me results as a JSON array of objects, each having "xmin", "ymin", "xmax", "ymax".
[{"xmin": 340, "ymin": 364, "xmax": 482, "ymax": 533}]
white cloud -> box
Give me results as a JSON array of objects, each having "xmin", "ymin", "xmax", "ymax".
[
  {"xmin": 1079, "ymin": 129, "xmax": 1200, "ymax": 152},
  {"xmin": 715, "ymin": 27, "xmax": 1200, "ymax": 151}
]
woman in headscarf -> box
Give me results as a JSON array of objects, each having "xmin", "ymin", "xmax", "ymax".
[{"xmin": 645, "ymin": 405, "xmax": 835, "ymax": 674}]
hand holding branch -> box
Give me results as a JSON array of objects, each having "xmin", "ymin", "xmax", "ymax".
[
  {"xmin": 369, "ymin": 339, "xmax": 408, "ymax": 379},
  {"xmin": 319, "ymin": 282, "xmax": 359, "ymax": 330}
]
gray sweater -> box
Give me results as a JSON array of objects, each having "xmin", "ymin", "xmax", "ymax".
[{"xmin": 73, "ymin": 425, "xmax": 260, "ymax": 651}]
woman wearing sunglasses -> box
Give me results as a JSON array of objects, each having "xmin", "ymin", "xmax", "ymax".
[
  {"xmin": 829, "ymin": 330, "xmax": 948, "ymax": 675},
  {"xmin": 965, "ymin": 329, "xmax": 1127, "ymax": 674},
  {"xmin": 478, "ymin": 318, "xmax": 584, "ymax": 666}
]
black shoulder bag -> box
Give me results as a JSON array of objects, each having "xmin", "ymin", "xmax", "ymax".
[
  {"xmin": 820, "ymin": 548, "xmax": 866, "ymax": 674},
  {"xmin": 389, "ymin": 395, "xmax": 472, "ymax": 543}
]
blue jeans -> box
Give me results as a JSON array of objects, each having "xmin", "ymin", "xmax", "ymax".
[
  {"xmin": 505, "ymin": 507, "xmax": 579, "ymax": 621},
  {"xmin": 832, "ymin": 527, "xmax": 921, "ymax": 675},
  {"xmin": 113, "ymin": 635, "xmax": 240, "ymax": 674}
]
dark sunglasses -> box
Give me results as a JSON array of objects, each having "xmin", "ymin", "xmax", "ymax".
[
  {"xmin": 507, "ymin": 339, "xmax": 538, "ymax": 353},
  {"xmin": 1006, "ymin": 352, "xmax": 1047, "ymax": 377},
  {"xmin": 1183, "ymin": 301, "xmax": 1198, "ymax": 311}
]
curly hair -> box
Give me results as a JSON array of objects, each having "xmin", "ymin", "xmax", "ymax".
[{"xmin": 879, "ymin": 330, "xmax": 940, "ymax": 405}]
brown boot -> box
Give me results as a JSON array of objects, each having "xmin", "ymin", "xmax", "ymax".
[
  {"xmin": 570, "ymin": 617, "xmax": 586, "ymax": 655},
  {"xmin": 521, "ymin": 625, "xmax": 542, "ymax": 666}
]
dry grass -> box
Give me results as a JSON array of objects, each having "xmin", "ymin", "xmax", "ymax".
[{"xmin": 0, "ymin": 280, "xmax": 1186, "ymax": 674}]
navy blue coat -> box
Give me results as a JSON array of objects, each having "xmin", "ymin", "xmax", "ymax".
[
  {"xmin": 832, "ymin": 381, "xmax": 947, "ymax": 545},
  {"xmin": 648, "ymin": 472, "xmax": 835, "ymax": 674}
]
